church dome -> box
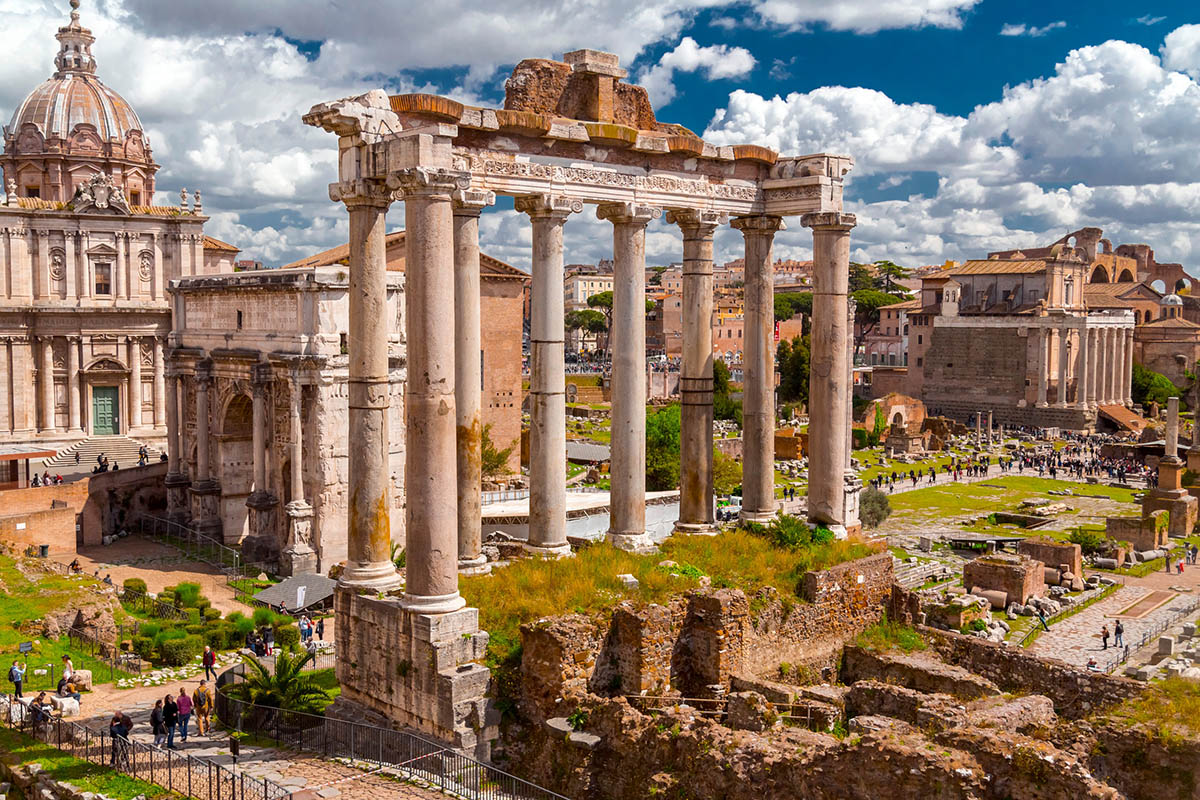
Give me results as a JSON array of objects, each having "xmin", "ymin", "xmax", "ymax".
[
  {"xmin": 1, "ymin": 0, "xmax": 157, "ymax": 203},
  {"xmin": 1162, "ymin": 293, "xmax": 1183, "ymax": 306}
]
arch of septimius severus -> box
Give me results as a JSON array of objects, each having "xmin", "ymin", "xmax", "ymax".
[{"xmin": 305, "ymin": 49, "xmax": 857, "ymax": 757}]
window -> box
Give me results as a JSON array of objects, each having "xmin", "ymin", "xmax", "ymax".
[
  {"xmin": 236, "ymin": 310, "xmax": 243, "ymax": 330},
  {"xmin": 916, "ymin": 357, "xmax": 923, "ymax": 367},
  {"xmin": 25, "ymin": 186, "xmax": 39, "ymax": 198},
  {"xmin": 129, "ymin": 191, "xmax": 141, "ymax": 206},
  {"xmin": 94, "ymin": 263, "xmax": 112, "ymax": 295},
  {"xmin": 917, "ymin": 335, "xmax": 922, "ymax": 344}
]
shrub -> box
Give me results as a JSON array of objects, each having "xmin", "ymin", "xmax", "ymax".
[
  {"xmin": 252, "ymin": 607, "xmax": 277, "ymax": 628},
  {"xmin": 132, "ymin": 636, "xmax": 156, "ymax": 660},
  {"xmin": 186, "ymin": 608, "xmax": 201, "ymax": 625},
  {"xmin": 160, "ymin": 637, "xmax": 200, "ymax": 667},
  {"xmin": 122, "ymin": 578, "xmax": 147, "ymax": 597},
  {"xmin": 172, "ymin": 582, "xmax": 203, "ymax": 608},
  {"xmin": 860, "ymin": 486, "xmax": 892, "ymax": 530},
  {"xmin": 138, "ymin": 622, "xmax": 161, "ymax": 640},
  {"xmin": 204, "ymin": 624, "xmax": 228, "ymax": 651},
  {"xmin": 195, "ymin": 598, "xmax": 212, "ymax": 615},
  {"xmin": 274, "ymin": 624, "xmax": 300, "ymax": 652},
  {"xmin": 203, "ymin": 607, "xmax": 222, "ymax": 623},
  {"xmin": 229, "ymin": 613, "xmax": 255, "ymax": 638},
  {"xmin": 185, "ymin": 624, "xmax": 205, "ymax": 636},
  {"xmin": 1068, "ymin": 527, "xmax": 1109, "ymax": 555}
]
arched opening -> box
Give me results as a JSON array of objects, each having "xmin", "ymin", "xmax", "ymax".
[
  {"xmin": 1176, "ymin": 277, "xmax": 1192, "ymax": 294},
  {"xmin": 1144, "ymin": 310, "xmax": 1153, "ymax": 324},
  {"xmin": 1151, "ymin": 279, "xmax": 1168, "ymax": 293},
  {"xmin": 1089, "ymin": 265, "xmax": 1109, "ymax": 283},
  {"xmin": 1117, "ymin": 269, "xmax": 1135, "ymax": 282},
  {"xmin": 891, "ymin": 412, "xmax": 904, "ymax": 427},
  {"xmin": 218, "ymin": 394, "xmax": 254, "ymax": 544}
]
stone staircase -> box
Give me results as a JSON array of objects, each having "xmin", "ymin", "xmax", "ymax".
[{"xmin": 42, "ymin": 435, "xmax": 163, "ymax": 470}]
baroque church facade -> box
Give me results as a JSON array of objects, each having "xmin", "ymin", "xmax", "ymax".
[{"xmin": 0, "ymin": 0, "xmax": 234, "ymax": 464}]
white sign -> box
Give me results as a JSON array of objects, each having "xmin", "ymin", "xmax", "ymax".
[
  {"xmin": 15, "ymin": 522, "xmax": 25, "ymax": 531},
  {"xmin": 296, "ymin": 585, "xmax": 307, "ymax": 609}
]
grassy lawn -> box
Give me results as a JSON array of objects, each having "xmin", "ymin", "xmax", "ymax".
[
  {"xmin": 1109, "ymin": 676, "xmax": 1200, "ymax": 742},
  {"xmin": 0, "ymin": 726, "xmax": 176, "ymax": 799}
]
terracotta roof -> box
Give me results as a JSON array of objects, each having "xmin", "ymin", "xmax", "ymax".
[
  {"xmin": 945, "ymin": 259, "xmax": 1048, "ymax": 276},
  {"xmin": 10, "ymin": 197, "xmax": 188, "ymax": 216},
  {"xmin": 881, "ymin": 298, "xmax": 921, "ymax": 310},
  {"xmin": 1083, "ymin": 282, "xmax": 1158, "ymax": 303},
  {"xmin": 203, "ymin": 235, "xmax": 240, "ymax": 253},
  {"xmin": 1142, "ymin": 316, "xmax": 1200, "ymax": 329},
  {"xmin": 280, "ymin": 231, "xmax": 528, "ymax": 281}
]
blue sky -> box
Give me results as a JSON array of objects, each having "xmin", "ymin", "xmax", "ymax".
[{"xmin": 2, "ymin": 0, "xmax": 1199, "ymax": 272}]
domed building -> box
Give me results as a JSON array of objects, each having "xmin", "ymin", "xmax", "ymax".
[{"xmin": 0, "ymin": 0, "xmax": 238, "ymax": 490}]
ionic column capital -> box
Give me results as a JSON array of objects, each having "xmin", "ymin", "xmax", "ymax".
[
  {"xmin": 451, "ymin": 188, "xmax": 496, "ymax": 216},
  {"xmin": 515, "ymin": 193, "xmax": 582, "ymax": 220},
  {"xmin": 800, "ymin": 211, "xmax": 857, "ymax": 232},
  {"xmin": 666, "ymin": 209, "xmax": 724, "ymax": 236},
  {"xmin": 329, "ymin": 179, "xmax": 392, "ymax": 209},
  {"xmin": 596, "ymin": 202, "xmax": 660, "ymax": 227},
  {"xmin": 386, "ymin": 167, "xmax": 470, "ymax": 199},
  {"xmin": 732, "ymin": 215, "xmax": 786, "ymax": 236}
]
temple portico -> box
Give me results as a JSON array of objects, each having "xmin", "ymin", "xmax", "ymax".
[{"xmin": 304, "ymin": 49, "xmax": 856, "ymax": 755}]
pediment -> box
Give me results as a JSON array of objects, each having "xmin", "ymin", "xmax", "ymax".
[{"xmin": 86, "ymin": 243, "xmax": 119, "ymax": 257}]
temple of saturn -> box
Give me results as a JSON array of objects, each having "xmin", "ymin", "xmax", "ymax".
[{"xmin": 303, "ymin": 49, "xmax": 857, "ymax": 755}]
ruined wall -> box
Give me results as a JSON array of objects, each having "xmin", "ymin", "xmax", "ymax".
[
  {"xmin": 923, "ymin": 325, "xmax": 1029, "ymax": 410},
  {"xmin": 1088, "ymin": 723, "xmax": 1200, "ymax": 800},
  {"xmin": 962, "ymin": 554, "xmax": 1045, "ymax": 605},
  {"xmin": 1016, "ymin": 538, "xmax": 1082, "ymax": 577},
  {"xmin": 0, "ymin": 506, "xmax": 76, "ymax": 556}
]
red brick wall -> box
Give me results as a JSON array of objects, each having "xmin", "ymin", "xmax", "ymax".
[{"xmin": 0, "ymin": 507, "xmax": 77, "ymax": 556}]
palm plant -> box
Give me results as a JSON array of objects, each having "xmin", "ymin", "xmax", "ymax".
[{"xmin": 240, "ymin": 650, "xmax": 331, "ymax": 713}]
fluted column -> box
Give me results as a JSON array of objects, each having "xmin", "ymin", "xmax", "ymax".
[
  {"xmin": 668, "ymin": 210, "xmax": 722, "ymax": 535},
  {"xmin": 152, "ymin": 337, "xmax": 166, "ymax": 427},
  {"xmin": 393, "ymin": 168, "xmax": 466, "ymax": 610},
  {"xmin": 67, "ymin": 336, "xmax": 82, "ymax": 433},
  {"xmin": 517, "ymin": 193, "xmax": 578, "ymax": 557},
  {"xmin": 128, "ymin": 336, "xmax": 142, "ymax": 430},
  {"xmin": 1056, "ymin": 327, "xmax": 1069, "ymax": 407},
  {"xmin": 114, "ymin": 233, "xmax": 126, "ymax": 303},
  {"xmin": 1099, "ymin": 328, "xmax": 1112, "ymax": 405},
  {"xmin": 1035, "ymin": 328, "xmax": 1048, "ymax": 407},
  {"xmin": 453, "ymin": 189, "xmax": 497, "ymax": 569},
  {"xmin": 598, "ymin": 202, "xmax": 659, "ymax": 552},
  {"xmin": 337, "ymin": 182, "xmax": 403, "ymax": 592},
  {"xmin": 803, "ymin": 212, "xmax": 856, "ymax": 531},
  {"xmin": 1076, "ymin": 325, "xmax": 1090, "ymax": 410},
  {"xmin": 40, "ymin": 336, "xmax": 56, "ymax": 434},
  {"xmin": 250, "ymin": 369, "xmax": 268, "ymax": 494},
  {"xmin": 1087, "ymin": 327, "xmax": 1099, "ymax": 408},
  {"xmin": 1123, "ymin": 326, "xmax": 1134, "ymax": 406},
  {"xmin": 165, "ymin": 372, "xmax": 180, "ymax": 473}
]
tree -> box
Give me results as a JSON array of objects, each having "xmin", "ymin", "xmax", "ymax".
[
  {"xmin": 565, "ymin": 308, "xmax": 607, "ymax": 335},
  {"xmin": 713, "ymin": 448, "xmax": 742, "ymax": 496},
  {"xmin": 777, "ymin": 334, "xmax": 811, "ymax": 406},
  {"xmin": 851, "ymin": 288, "xmax": 907, "ymax": 352},
  {"xmin": 646, "ymin": 404, "xmax": 682, "ymax": 491},
  {"xmin": 849, "ymin": 262, "xmax": 875, "ymax": 293},
  {"xmin": 860, "ymin": 486, "xmax": 892, "ymax": 530},
  {"xmin": 713, "ymin": 360, "xmax": 742, "ymax": 425},
  {"xmin": 1132, "ymin": 362, "xmax": 1181, "ymax": 409},
  {"xmin": 872, "ymin": 260, "xmax": 911, "ymax": 294},
  {"xmin": 239, "ymin": 650, "xmax": 331, "ymax": 713},
  {"xmin": 481, "ymin": 423, "xmax": 515, "ymax": 482},
  {"xmin": 586, "ymin": 291, "xmax": 656, "ymax": 357}
]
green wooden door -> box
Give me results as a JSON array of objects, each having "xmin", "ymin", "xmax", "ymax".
[{"xmin": 92, "ymin": 386, "xmax": 119, "ymax": 435}]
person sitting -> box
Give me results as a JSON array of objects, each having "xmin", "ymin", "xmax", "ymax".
[
  {"xmin": 69, "ymin": 558, "xmax": 81, "ymax": 574},
  {"xmin": 57, "ymin": 676, "xmax": 81, "ymax": 703},
  {"xmin": 29, "ymin": 692, "xmax": 53, "ymax": 728}
]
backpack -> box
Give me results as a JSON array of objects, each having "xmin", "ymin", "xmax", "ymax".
[{"xmin": 7, "ymin": 666, "xmax": 17, "ymax": 682}]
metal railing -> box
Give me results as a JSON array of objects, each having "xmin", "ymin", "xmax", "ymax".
[
  {"xmin": 1, "ymin": 701, "xmax": 290, "ymax": 800},
  {"xmin": 216, "ymin": 663, "xmax": 569, "ymax": 800},
  {"xmin": 1018, "ymin": 582, "xmax": 1120, "ymax": 649},
  {"xmin": 1102, "ymin": 595, "xmax": 1200, "ymax": 674},
  {"xmin": 65, "ymin": 627, "xmax": 145, "ymax": 681},
  {"xmin": 120, "ymin": 586, "xmax": 190, "ymax": 621},
  {"xmin": 136, "ymin": 514, "xmax": 249, "ymax": 577}
]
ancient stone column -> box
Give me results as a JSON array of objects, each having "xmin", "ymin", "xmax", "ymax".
[
  {"xmin": 128, "ymin": 337, "xmax": 141, "ymax": 430},
  {"xmin": 40, "ymin": 337, "xmax": 56, "ymax": 434},
  {"xmin": 518, "ymin": 193, "xmax": 578, "ymax": 557},
  {"xmin": 599, "ymin": 202, "xmax": 659, "ymax": 552},
  {"xmin": 1087, "ymin": 327, "xmax": 1099, "ymax": 408},
  {"xmin": 250, "ymin": 367, "xmax": 268, "ymax": 494},
  {"xmin": 987, "ymin": 410, "xmax": 994, "ymax": 445},
  {"xmin": 1166, "ymin": 396, "xmax": 1181, "ymax": 461},
  {"xmin": 668, "ymin": 210, "xmax": 722, "ymax": 535},
  {"xmin": 975, "ymin": 412, "xmax": 982, "ymax": 443},
  {"xmin": 1122, "ymin": 326, "xmax": 1134, "ymax": 406},
  {"xmin": 67, "ymin": 336, "xmax": 81, "ymax": 433},
  {"xmin": 843, "ymin": 295, "xmax": 862, "ymax": 534},
  {"xmin": 152, "ymin": 337, "xmax": 166, "ymax": 428},
  {"xmin": 803, "ymin": 213, "xmax": 855, "ymax": 531},
  {"xmin": 396, "ymin": 168, "xmax": 467, "ymax": 610},
  {"xmin": 1075, "ymin": 325, "xmax": 1090, "ymax": 410},
  {"xmin": 194, "ymin": 366, "xmax": 212, "ymax": 482},
  {"xmin": 1056, "ymin": 327, "xmax": 1068, "ymax": 407},
  {"xmin": 282, "ymin": 368, "xmax": 317, "ymax": 576},
  {"xmin": 288, "ymin": 375, "xmax": 305, "ymax": 504},
  {"xmin": 453, "ymin": 189, "xmax": 496, "ymax": 570},
  {"xmin": 1099, "ymin": 328, "xmax": 1112, "ymax": 405},
  {"xmin": 1035, "ymin": 328, "xmax": 1049, "ymax": 407},
  {"xmin": 165, "ymin": 371, "xmax": 180, "ymax": 474},
  {"xmin": 338, "ymin": 184, "xmax": 403, "ymax": 591},
  {"xmin": 733, "ymin": 215, "xmax": 784, "ymax": 525}
]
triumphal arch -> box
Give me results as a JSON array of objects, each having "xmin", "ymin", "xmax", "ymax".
[{"xmin": 305, "ymin": 50, "xmax": 856, "ymax": 756}]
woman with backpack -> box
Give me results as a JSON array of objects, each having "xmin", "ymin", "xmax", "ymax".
[{"xmin": 150, "ymin": 699, "xmax": 167, "ymax": 747}]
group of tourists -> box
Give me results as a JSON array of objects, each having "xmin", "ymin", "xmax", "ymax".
[
  {"xmin": 30, "ymin": 470, "xmax": 65, "ymax": 486},
  {"xmin": 298, "ymin": 614, "xmax": 325, "ymax": 644},
  {"xmin": 148, "ymin": 683, "xmax": 213, "ymax": 749},
  {"xmin": 92, "ymin": 452, "xmax": 118, "ymax": 473}
]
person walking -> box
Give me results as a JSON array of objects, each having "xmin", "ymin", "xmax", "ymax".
[
  {"xmin": 1114, "ymin": 620, "xmax": 1124, "ymax": 648},
  {"xmin": 150, "ymin": 699, "xmax": 167, "ymax": 747},
  {"xmin": 163, "ymin": 693, "xmax": 179, "ymax": 749},
  {"xmin": 8, "ymin": 659, "xmax": 25, "ymax": 699},
  {"xmin": 315, "ymin": 617, "xmax": 324, "ymax": 642},
  {"xmin": 193, "ymin": 680, "xmax": 212, "ymax": 736},
  {"xmin": 1036, "ymin": 608, "xmax": 1050, "ymax": 632},
  {"xmin": 175, "ymin": 687, "xmax": 192, "ymax": 743},
  {"xmin": 1101, "ymin": 624, "xmax": 1110, "ymax": 650},
  {"xmin": 202, "ymin": 646, "xmax": 217, "ymax": 681},
  {"xmin": 109, "ymin": 712, "xmax": 129, "ymax": 767}
]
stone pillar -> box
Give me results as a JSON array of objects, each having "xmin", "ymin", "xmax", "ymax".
[
  {"xmin": 10, "ymin": 337, "xmax": 34, "ymax": 434},
  {"xmin": 1087, "ymin": 327, "xmax": 1099, "ymax": 408},
  {"xmin": 802, "ymin": 212, "xmax": 856, "ymax": 532},
  {"xmin": 114, "ymin": 232, "xmax": 126, "ymax": 303},
  {"xmin": 1056, "ymin": 327, "xmax": 1069, "ymax": 407},
  {"xmin": 598, "ymin": 202, "xmax": 659, "ymax": 552},
  {"xmin": 1166, "ymin": 396, "xmax": 1180, "ymax": 460},
  {"xmin": 195, "ymin": 369, "xmax": 211, "ymax": 482},
  {"xmin": 669, "ymin": 210, "xmax": 722, "ymax": 535},
  {"xmin": 1122, "ymin": 326, "xmax": 1134, "ymax": 406},
  {"xmin": 245, "ymin": 362, "xmax": 280, "ymax": 563},
  {"xmin": 282, "ymin": 369, "xmax": 317, "ymax": 576},
  {"xmin": 975, "ymin": 411, "xmax": 982, "ymax": 444},
  {"xmin": 63, "ymin": 232, "xmax": 76, "ymax": 299},
  {"xmin": 190, "ymin": 363, "xmax": 222, "ymax": 539},
  {"xmin": 453, "ymin": 190, "xmax": 496, "ymax": 569},
  {"xmin": 843, "ymin": 296, "xmax": 862, "ymax": 534},
  {"xmin": 250, "ymin": 366, "xmax": 269, "ymax": 494},
  {"xmin": 67, "ymin": 336, "xmax": 82, "ymax": 433},
  {"xmin": 128, "ymin": 336, "xmax": 142, "ymax": 430},
  {"xmin": 39, "ymin": 336, "xmax": 56, "ymax": 434},
  {"xmin": 987, "ymin": 410, "xmax": 994, "ymax": 446},
  {"xmin": 518, "ymin": 193, "xmax": 578, "ymax": 557},
  {"xmin": 733, "ymin": 215, "xmax": 784, "ymax": 525},
  {"xmin": 395, "ymin": 168, "xmax": 466, "ymax": 610},
  {"xmin": 152, "ymin": 337, "xmax": 166, "ymax": 428},
  {"xmin": 1100, "ymin": 328, "xmax": 1113, "ymax": 405},
  {"xmin": 164, "ymin": 369, "xmax": 190, "ymax": 519},
  {"xmin": 1035, "ymin": 328, "xmax": 1049, "ymax": 407},
  {"xmin": 1076, "ymin": 325, "xmax": 1090, "ymax": 410}
]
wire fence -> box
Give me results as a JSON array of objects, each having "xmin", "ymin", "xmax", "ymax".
[
  {"xmin": 215, "ymin": 663, "xmax": 569, "ymax": 800},
  {"xmin": 120, "ymin": 586, "xmax": 191, "ymax": 622},
  {"xmin": 1, "ymin": 701, "xmax": 290, "ymax": 800},
  {"xmin": 65, "ymin": 628, "xmax": 145, "ymax": 681}
]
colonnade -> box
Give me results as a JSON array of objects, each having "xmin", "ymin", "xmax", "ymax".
[{"xmin": 1033, "ymin": 323, "xmax": 1133, "ymax": 409}]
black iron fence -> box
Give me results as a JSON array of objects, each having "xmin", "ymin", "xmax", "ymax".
[
  {"xmin": 1, "ymin": 702, "xmax": 289, "ymax": 800},
  {"xmin": 1102, "ymin": 594, "xmax": 1200, "ymax": 674},
  {"xmin": 65, "ymin": 627, "xmax": 145, "ymax": 681},
  {"xmin": 136, "ymin": 515, "xmax": 250, "ymax": 577},
  {"xmin": 216, "ymin": 663, "xmax": 569, "ymax": 800},
  {"xmin": 120, "ymin": 586, "xmax": 190, "ymax": 621}
]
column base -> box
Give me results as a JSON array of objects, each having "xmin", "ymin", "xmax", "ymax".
[
  {"xmin": 673, "ymin": 521, "xmax": 720, "ymax": 536},
  {"xmin": 606, "ymin": 531, "xmax": 657, "ymax": 554},
  {"xmin": 522, "ymin": 542, "xmax": 573, "ymax": 559},
  {"xmin": 400, "ymin": 590, "xmax": 467, "ymax": 615},
  {"xmin": 739, "ymin": 508, "xmax": 778, "ymax": 525},
  {"xmin": 1035, "ymin": 402, "xmax": 1048, "ymax": 408},
  {"xmin": 458, "ymin": 554, "xmax": 492, "ymax": 575},
  {"xmin": 279, "ymin": 543, "xmax": 319, "ymax": 577},
  {"xmin": 339, "ymin": 560, "xmax": 403, "ymax": 592}
]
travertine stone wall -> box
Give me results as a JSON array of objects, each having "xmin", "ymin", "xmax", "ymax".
[
  {"xmin": 962, "ymin": 553, "xmax": 1045, "ymax": 606},
  {"xmin": 1016, "ymin": 538, "xmax": 1082, "ymax": 576},
  {"xmin": 1105, "ymin": 511, "xmax": 1169, "ymax": 552}
]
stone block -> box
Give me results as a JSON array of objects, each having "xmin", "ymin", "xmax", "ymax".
[
  {"xmin": 1159, "ymin": 636, "xmax": 1176, "ymax": 655},
  {"xmin": 1183, "ymin": 623, "xmax": 1197, "ymax": 639},
  {"xmin": 68, "ymin": 669, "xmax": 92, "ymax": 692},
  {"xmin": 963, "ymin": 553, "xmax": 1045, "ymax": 606},
  {"xmin": 726, "ymin": 691, "xmax": 777, "ymax": 732}
]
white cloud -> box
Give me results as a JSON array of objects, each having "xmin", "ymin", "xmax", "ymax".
[
  {"xmin": 746, "ymin": 0, "xmax": 982, "ymax": 33},
  {"xmin": 1138, "ymin": 15, "xmax": 1167, "ymax": 26},
  {"xmin": 999, "ymin": 21, "xmax": 1066, "ymax": 37},
  {"xmin": 1163, "ymin": 24, "xmax": 1200, "ymax": 78},
  {"xmin": 637, "ymin": 37, "xmax": 756, "ymax": 106}
]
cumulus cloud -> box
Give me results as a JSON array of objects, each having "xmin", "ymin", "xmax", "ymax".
[
  {"xmin": 1163, "ymin": 24, "xmax": 1200, "ymax": 78},
  {"xmin": 999, "ymin": 21, "xmax": 1066, "ymax": 37},
  {"xmin": 638, "ymin": 37, "xmax": 756, "ymax": 106},
  {"xmin": 746, "ymin": 0, "xmax": 982, "ymax": 33}
]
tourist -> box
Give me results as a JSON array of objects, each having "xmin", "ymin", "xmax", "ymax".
[
  {"xmin": 316, "ymin": 617, "xmax": 325, "ymax": 642},
  {"xmin": 74, "ymin": 451, "xmax": 80, "ymax": 465},
  {"xmin": 1101, "ymin": 624, "xmax": 1110, "ymax": 650},
  {"xmin": 264, "ymin": 626, "xmax": 275, "ymax": 656},
  {"xmin": 192, "ymin": 680, "xmax": 212, "ymax": 736},
  {"xmin": 163, "ymin": 692, "xmax": 179, "ymax": 749},
  {"xmin": 202, "ymin": 645, "xmax": 217, "ymax": 681},
  {"xmin": 61, "ymin": 655, "xmax": 74, "ymax": 682},
  {"xmin": 175, "ymin": 687, "xmax": 192, "ymax": 742},
  {"xmin": 30, "ymin": 692, "xmax": 52, "ymax": 728},
  {"xmin": 1178, "ymin": 559, "xmax": 1185, "ymax": 575},
  {"xmin": 109, "ymin": 711, "xmax": 129, "ymax": 767},
  {"xmin": 1036, "ymin": 609, "xmax": 1050, "ymax": 632},
  {"xmin": 299, "ymin": 615, "xmax": 310, "ymax": 643},
  {"xmin": 31, "ymin": 474, "xmax": 40, "ymax": 487},
  {"xmin": 1086, "ymin": 657, "xmax": 1099, "ymax": 672},
  {"xmin": 1114, "ymin": 620, "xmax": 1124, "ymax": 648},
  {"xmin": 151, "ymin": 699, "xmax": 167, "ymax": 746},
  {"xmin": 8, "ymin": 659, "xmax": 25, "ymax": 698},
  {"xmin": 56, "ymin": 676, "xmax": 81, "ymax": 704},
  {"xmin": 1166, "ymin": 557, "xmax": 1173, "ymax": 574},
  {"xmin": 69, "ymin": 558, "xmax": 81, "ymax": 573},
  {"xmin": 103, "ymin": 574, "xmax": 113, "ymax": 586}
]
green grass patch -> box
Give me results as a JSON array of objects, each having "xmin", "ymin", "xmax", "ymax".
[
  {"xmin": 0, "ymin": 726, "xmax": 176, "ymax": 799},
  {"xmin": 853, "ymin": 616, "xmax": 926, "ymax": 653},
  {"xmin": 1110, "ymin": 676, "xmax": 1200, "ymax": 742}
]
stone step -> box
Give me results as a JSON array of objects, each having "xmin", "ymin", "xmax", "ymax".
[{"xmin": 43, "ymin": 434, "xmax": 162, "ymax": 469}]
